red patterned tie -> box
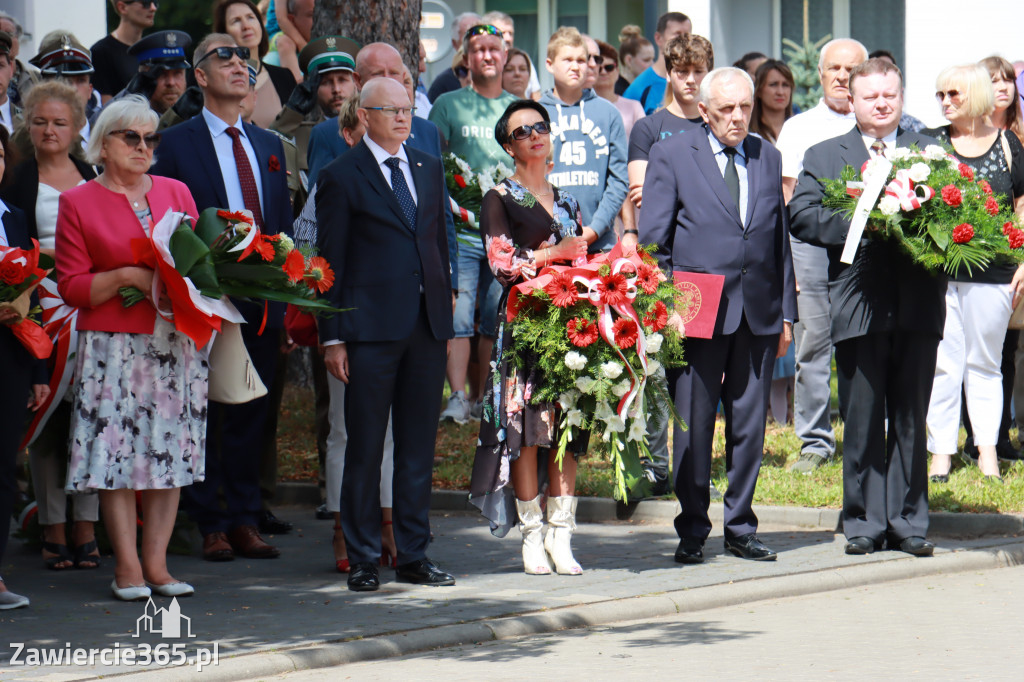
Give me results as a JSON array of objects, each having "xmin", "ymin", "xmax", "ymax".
[{"xmin": 225, "ymin": 126, "xmax": 265, "ymax": 229}]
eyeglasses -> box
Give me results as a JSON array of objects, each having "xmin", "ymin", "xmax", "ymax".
[
  {"xmin": 601, "ymin": 63, "xmax": 616, "ymax": 73},
  {"xmin": 195, "ymin": 45, "xmax": 250, "ymax": 67},
  {"xmin": 464, "ymin": 25, "xmax": 503, "ymax": 41},
  {"xmin": 935, "ymin": 89, "xmax": 962, "ymax": 101},
  {"xmin": 108, "ymin": 129, "xmax": 161, "ymax": 150},
  {"xmin": 509, "ymin": 121, "xmax": 550, "ymax": 141},
  {"xmin": 363, "ymin": 106, "xmax": 416, "ymax": 118},
  {"xmin": 126, "ymin": 0, "xmax": 160, "ymax": 7},
  {"xmin": 588, "ymin": 54, "xmax": 604, "ymax": 66}
]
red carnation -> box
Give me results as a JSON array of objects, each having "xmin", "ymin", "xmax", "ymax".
[
  {"xmin": 454, "ymin": 174, "xmax": 467, "ymax": 189},
  {"xmin": 958, "ymin": 163, "xmax": 974, "ymax": 181},
  {"xmin": 543, "ymin": 271, "xmax": 579, "ymax": 308},
  {"xmin": 643, "ymin": 300, "xmax": 668, "ymax": 332},
  {"xmin": 985, "ymin": 197, "xmax": 1000, "ymax": 216},
  {"xmin": 952, "ymin": 223, "xmax": 974, "ymax": 244},
  {"xmin": 940, "ymin": 185, "xmax": 962, "ymax": 207},
  {"xmin": 596, "ymin": 272, "xmax": 629, "ymax": 306},
  {"xmin": 282, "ymin": 249, "xmax": 305, "ymax": 282},
  {"xmin": 978, "ymin": 180, "xmax": 993, "ymax": 196},
  {"xmin": 635, "ymin": 264, "xmax": 660, "ymax": 295},
  {"xmin": 566, "ymin": 317, "xmax": 598, "ymax": 347},
  {"xmin": 612, "ymin": 318, "xmax": 639, "ymax": 349},
  {"xmin": 1009, "ymin": 228, "xmax": 1024, "ymax": 250},
  {"xmin": 1004, "ymin": 222, "xmax": 1015, "ymax": 235}
]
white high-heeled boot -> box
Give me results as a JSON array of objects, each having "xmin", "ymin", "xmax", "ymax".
[
  {"xmin": 516, "ymin": 495, "xmax": 552, "ymax": 575},
  {"xmin": 544, "ymin": 496, "xmax": 583, "ymax": 575}
]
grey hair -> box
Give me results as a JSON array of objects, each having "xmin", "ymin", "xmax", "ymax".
[
  {"xmin": 451, "ymin": 12, "xmax": 481, "ymax": 41},
  {"xmin": 817, "ymin": 38, "xmax": 868, "ymax": 72},
  {"xmin": 698, "ymin": 66, "xmax": 754, "ymax": 103},
  {"xmin": 481, "ymin": 11, "xmax": 513, "ymax": 28},
  {"xmin": 86, "ymin": 94, "xmax": 159, "ymax": 166},
  {"xmin": 194, "ymin": 33, "xmax": 236, "ymax": 70},
  {"xmin": 0, "ymin": 11, "xmax": 22, "ymax": 37}
]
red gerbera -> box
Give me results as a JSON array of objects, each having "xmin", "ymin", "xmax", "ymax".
[
  {"xmin": 566, "ymin": 317, "xmax": 599, "ymax": 347},
  {"xmin": 958, "ymin": 163, "xmax": 974, "ymax": 181},
  {"xmin": 282, "ymin": 249, "xmax": 305, "ymax": 282},
  {"xmin": 596, "ymin": 272, "xmax": 629, "ymax": 306},
  {"xmin": 304, "ymin": 256, "xmax": 335, "ymax": 293},
  {"xmin": 543, "ymin": 271, "xmax": 579, "ymax": 307},
  {"xmin": 979, "ymin": 180, "xmax": 993, "ymax": 196},
  {"xmin": 984, "ymin": 197, "xmax": 1000, "ymax": 216},
  {"xmin": 1009, "ymin": 228, "xmax": 1024, "ymax": 250},
  {"xmin": 636, "ymin": 264, "xmax": 660, "ymax": 295},
  {"xmin": 952, "ymin": 223, "xmax": 974, "ymax": 244},
  {"xmin": 643, "ymin": 300, "xmax": 668, "ymax": 332},
  {"xmin": 1005, "ymin": 222, "xmax": 1015, "ymax": 235},
  {"xmin": 940, "ymin": 184, "xmax": 962, "ymax": 207},
  {"xmin": 253, "ymin": 235, "xmax": 276, "ymax": 261},
  {"xmin": 612, "ymin": 318, "xmax": 639, "ymax": 349}
]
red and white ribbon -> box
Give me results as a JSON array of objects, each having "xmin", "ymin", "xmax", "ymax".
[{"xmin": 884, "ymin": 168, "xmax": 935, "ymax": 211}]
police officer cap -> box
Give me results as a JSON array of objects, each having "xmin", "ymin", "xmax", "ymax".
[
  {"xmin": 299, "ymin": 36, "xmax": 361, "ymax": 78},
  {"xmin": 128, "ymin": 30, "xmax": 192, "ymax": 72}
]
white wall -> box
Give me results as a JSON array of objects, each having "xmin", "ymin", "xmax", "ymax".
[
  {"xmin": 0, "ymin": 0, "xmax": 108, "ymax": 58},
  {"xmin": 905, "ymin": 0, "xmax": 1024, "ymax": 128}
]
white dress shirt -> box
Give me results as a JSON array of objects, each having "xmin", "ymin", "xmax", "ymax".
[
  {"xmin": 861, "ymin": 128, "xmax": 898, "ymax": 156},
  {"xmin": 0, "ymin": 99, "xmax": 13, "ymax": 135},
  {"xmin": 776, "ymin": 98, "xmax": 857, "ymax": 180},
  {"xmin": 709, "ymin": 130, "xmax": 748, "ymax": 227},
  {"xmin": 0, "ymin": 198, "xmax": 10, "ymax": 246},
  {"xmin": 201, "ymin": 107, "xmax": 264, "ymax": 214},
  {"xmin": 363, "ymin": 133, "xmax": 418, "ymax": 206}
]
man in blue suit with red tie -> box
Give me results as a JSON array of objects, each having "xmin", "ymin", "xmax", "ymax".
[
  {"xmin": 150, "ymin": 33, "xmax": 292, "ymax": 562},
  {"xmin": 640, "ymin": 67, "xmax": 796, "ymax": 565}
]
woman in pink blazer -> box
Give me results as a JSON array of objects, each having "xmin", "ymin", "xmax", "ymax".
[{"xmin": 55, "ymin": 95, "xmax": 204, "ymax": 602}]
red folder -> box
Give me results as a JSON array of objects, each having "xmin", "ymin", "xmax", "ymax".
[{"xmin": 672, "ymin": 271, "xmax": 725, "ymax": 339}]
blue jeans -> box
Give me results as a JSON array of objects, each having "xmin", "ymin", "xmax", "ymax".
[{"xmin": 454, "ymin": 237, "xmax": 501, "ymax": 338}]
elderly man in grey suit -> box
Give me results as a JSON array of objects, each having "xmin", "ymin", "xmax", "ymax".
[{"xmin": 641, "ymin": 67, "xmax": 796, "ymax": 565}]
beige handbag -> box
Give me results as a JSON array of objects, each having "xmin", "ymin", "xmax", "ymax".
[{"xmin": 206, "ymin": 321, "xmax": 268, "ymax": 404}]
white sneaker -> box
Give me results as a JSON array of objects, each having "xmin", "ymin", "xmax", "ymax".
[
  {"xmin": 440, "ymin": 392, "xmax": 470, "ymax": 424},
  {"xmin": 469, "ymin": 399, "xmax": 483, "ymax": 420},
  {"xmin": 0, "ymin": 588, "xmax": 29, "ymax": 610}
]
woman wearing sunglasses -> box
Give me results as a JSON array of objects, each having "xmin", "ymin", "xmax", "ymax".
[
  {"xmin": 593, "ymin": 40, "xmax": 644, "ymax": 140},
  {"xmin": 55, "ymin": 95, "xmax": 205, "ymax": 601},
  {"xmin": 470, "ymin": 100, "xmax": 590, "ymax": 576}
]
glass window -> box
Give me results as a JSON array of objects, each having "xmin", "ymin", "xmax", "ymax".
[{"xmin": 780, "ymin": 0, "xmax": 832, "ymax": 47}]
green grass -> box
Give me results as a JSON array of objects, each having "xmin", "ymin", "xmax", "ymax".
[{"xmin": 279, "ymin": 384, "xmax": 1024, "ymax": 514}]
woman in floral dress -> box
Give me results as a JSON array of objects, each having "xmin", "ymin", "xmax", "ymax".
[{"xmin": 469, "ymin": 100, "xmax": 589, "ymax": 575}]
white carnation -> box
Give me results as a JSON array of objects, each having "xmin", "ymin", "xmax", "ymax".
[
  {"xmin": 863, "ymin": 157, "xmax": 889, "ymax": 181},
  {"xmin": 564, "ymin": 351, "xmax": 587, "ymax": 371},
  {"xmin": 601, "ymin": 361, "xmax": 624, "ymax": 379},
  {"xmin": 611, "ymin": 379, "xmax": 631, "ymax": 397},
  {"xmin": 453, "ymin": 155, "xmax": 472, "ymax": 175},
  {"xmin": 877, "ymin": 195, "xmax": 901, "ymax": 216},
  {"xmin": 558, "ymin": 389, "xmax": 580, "ymax": 410},
  {"xmin": 495, "ymin": 162, "xmax": 515, "ymax": 180},
  {"xmin": 908, "ymin": 162, "xmax": 931, "ymax": 183},
  {"xmin": 594, "ymin": 400, "xmax": 615, "ymax": 421},
  {"xmin": 923, "ymin": 145, "xmax": 947, "ymax": 161},
  {"xmin": 575, "ymin": 376, "xmax": 597, "ymax": 394},
  {"xmin": 478, "ymin": 173, "xmax": 495, "ymax": 194},
  {"xmin": 646, "ymin": 358, "xmax": 662, "ymax": 375},
  {"xmin": 566, "ymin": 408, "xmax": 584, "ymax": 428},
  {"xmin": 277, "ymin": 234, "xmax": 295, "ymax": 252},
  {"xmin": 890, "ymin": 147, "xmax": 913, "ymax": 161},
  {"xmin": 645, "ymin": 333, "xmax": 663, "ymax": 354}
]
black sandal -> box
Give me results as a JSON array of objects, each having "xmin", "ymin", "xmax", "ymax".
[
  {"xmin": 72, "ymin": 540, "xmax": 102, "ymax": 570},
  {"xmin": 42, "ymin": 542, "xmax": 74, "ymax": 570}
]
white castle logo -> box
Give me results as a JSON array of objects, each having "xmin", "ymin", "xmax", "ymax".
[{"xmin": 133, "ymin": 597, "xmax": 196, "ymax": 639}]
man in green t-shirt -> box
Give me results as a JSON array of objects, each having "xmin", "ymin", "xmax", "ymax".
[{"xmin": 429, "ymin": 24, "xmax": 516, "ymax": 424}]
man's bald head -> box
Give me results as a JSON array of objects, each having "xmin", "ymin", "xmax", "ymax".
[
  {"xmin": 359, "ymin": 76, "xmax": 409, "ymax": 107},
  {"xmin": 355, "ymin": 42, "xmax": 405, "ymax": 87}
]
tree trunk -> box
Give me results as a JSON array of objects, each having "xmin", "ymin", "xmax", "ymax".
[{"xmin": 313, "ymin": 0, "xmax": 423, "ymax": 78}]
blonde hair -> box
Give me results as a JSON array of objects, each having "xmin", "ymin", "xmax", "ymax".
[
  {"xmin": 336, "ymin": 93, "xmax": 360, "ymax": 134},
  {"xmin": 24, "ymin": 80, "xmax": 86, "ymax": 132},
  {"xmin": 935, "ymin": 64, "xmax": 995, "ymax": 119},
  {"xmin": 86, "ymin": 94, "xmax": 158, "ymax": 166},
  {"xmin": 546, "ymin": 26, "xmax": 586, "ymax": 61}
]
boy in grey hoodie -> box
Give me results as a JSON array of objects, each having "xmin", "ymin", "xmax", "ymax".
[{"xmin": 539, "ymin": 27, "xmax": 628, "ymax": 253}]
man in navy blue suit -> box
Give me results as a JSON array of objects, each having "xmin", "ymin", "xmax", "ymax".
[
  {"xmin": 150, "ymin": 33, "xmax": 292, "ymax": 562},
  {"xmin": 316, "ymin": 78, "xmax": 455, "ymax": 592},
  {"xmin": 640, "ymin": 67, "xmax": 796, "ymax": 564}
]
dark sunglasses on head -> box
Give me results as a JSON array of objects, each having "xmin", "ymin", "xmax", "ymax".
[
  {"xmin": 509, "ymin": 121, "xmax": 550, "ymax": 141},
  {"xmin": 935, "ymin": 89, "xmax": 961, "ymax": 101},
  {"xmin": 126, "ymin": 0, "xmax": 160, "ymax": 7},
  {"xmin": 601, "ymin": 63, "xmax": 616, "ymax": 73},
  {"xmin": 454, "ymin": 65, "xmax": 468, "ymax": 79},
  {"xmin": 196, "ymin": 45, "xmax": 250, "ymax": 67},
  {"xmin": 108, "ymin": 129, "xmax": 161, "ymax": 150},
  {"xmin": 464, "ymin": 24, "xmax": 503, "ymax": 40},
  {"xmin": 588, "ymin": 54, "xmax": 604, "ymax": 66}
]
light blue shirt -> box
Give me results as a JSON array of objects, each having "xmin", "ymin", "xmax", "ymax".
[
  {"xmin": 708, "ymin": 130, "xmax": 748, "ymax": 227},
  {"xmin": 201, "ymin": 108, "xmax": 264, "ymax": 215}
]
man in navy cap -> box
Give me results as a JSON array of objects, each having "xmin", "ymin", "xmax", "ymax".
[{"xmin": 122, "ymin": 29, "xmax": 192, "ymax": 115}]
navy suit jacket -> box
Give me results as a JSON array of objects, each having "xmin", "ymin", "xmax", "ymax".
[
  {"xmin": 315, "ymin": 139, "xmax": 453, "ymax": 344},
  {"xmin": 306, "ymin": 115, "xmax": 458, "ymax": 283},
  {"xmin": 640, "ymin": 127, "xmax": 797, "ymax": 337},
  {"xmin": 150, "ymin": 113, "xmax": 293, "ymax": 328}
]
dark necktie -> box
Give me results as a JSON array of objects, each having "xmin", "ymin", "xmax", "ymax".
[
  {"xmin": 723, "ymin": 146, "xmax": 740, "ymax": 215},
  {"xmin": 871, "ymin": 138, "xmax": 886, "ymax": 157},
  {"xmin": 384, "ymin": 156, "xmax": 416, "ymax": 230},
  {"xmin": 225, "ymin": 126, "xmax": 265, "ymax": 229}
]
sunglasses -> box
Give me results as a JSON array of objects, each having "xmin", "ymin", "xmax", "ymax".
[
  {"xmin": 509, "ymin": 121, "xmax": 550, "ymax": 141},
  {"xmin": 108, "ymin": 129, "xmax": 161, "ymax": 150},
  {"xmin": 935, "ymin": 89, "xmax": 962, "ymax": 101},
  {"xmin": 454, "ymin": 65, "xmax": 468, "ymax": 79},
  {"xmin": 363, "ymin": 106, "xmax": 416, "ymax": 118},
  {"xmin": 196, "ymin": 45, "xmax": 250, "ymax": 67},
  {"xmin": 464, "ymin": 24, "xmax": 503, "ymax": 40},
  {"xmin": 601, "ymin": 63, "xmax": 616, "ymax": 73},
  {"xmin": 126, "ymin": 0, "xmax": 160, "ymax": 7},
  {"xmin": 588, "ymin": 54, "xmax": 604, "ymax": 66}
]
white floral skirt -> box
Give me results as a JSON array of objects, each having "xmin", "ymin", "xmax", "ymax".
[{"xmin": 66, "ymin": 316, "xmax": 208, "ymax": 491}]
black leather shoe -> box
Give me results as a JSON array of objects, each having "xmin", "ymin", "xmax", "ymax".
[
  {"xmin": 895, "ymin": 536, "xmax": 934, "ymax": 557},
  {"xmin": 724, "ymin": 533, "xmax": 777, "ymax": 561},
  {"xmin": 844, "ymin": 536, "xmax": 878, "ymax": 555},
  {"xmin": 258, "ymin": 510, "xmax": 293, "ymax": 535},
  {"xmin": 315, "ymin": 503, "xmax": 333, "ymax": 520},
  {"xmin": 996, "ymin": 440, "xmax": 1022, "ymax": 461},
  {"xmin": 347, "ymin": 562, "xmax": 380, "ymax": 591},
  {"xmin": 674, "ymin": 538, "xmax": 705, "ymax": 564},
  {"xmin": 395, "ymin": 558, "xmax": 455, "ymax": 586}
]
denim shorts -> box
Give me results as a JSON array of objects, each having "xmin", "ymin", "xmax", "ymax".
[{"xmin": 454, "ymin": 237, "xmax": 502, "ymax": 338}]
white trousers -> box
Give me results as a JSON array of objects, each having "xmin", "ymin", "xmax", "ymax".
[
  {"xmin": 927, "ymin": 281, "xmax": 1013, "ymax": 453},
  {"xmin": 325, "ymin": 373, "xmax": 395, "ymax": 512}
]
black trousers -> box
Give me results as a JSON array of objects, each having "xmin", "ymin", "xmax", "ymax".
[
  {"xmin": 340, "ymin": 302, "xmax": 446, "ymax": 565},
  {"xmin": 835, "ymin": 330, "xmax": 939, "ymax": 542},
  {"xmin": 0, "ymin": 330, "xmax": 32, "ymax": 563},
  {"xmin": 669, "ymin": 316, "xmax": 778, "ymax": 542}
]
